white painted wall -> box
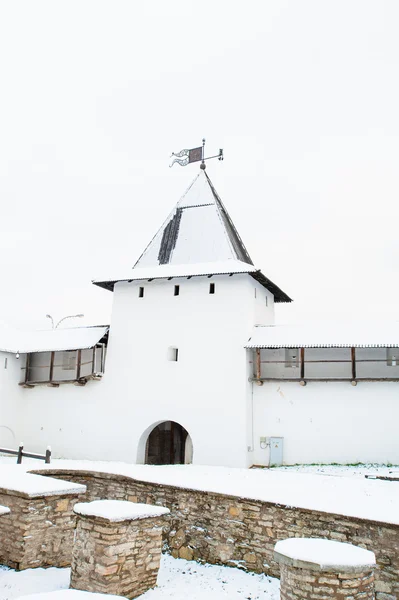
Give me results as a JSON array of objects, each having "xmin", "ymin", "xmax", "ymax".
[
  {"xmin": 0, "ymin": 274, "xmax": 274, "ymax": 467},
  {"xmin": 252, "ymin": 379, "xmax": 399, "ymax": 465},
  {"xmin": 0, "ymin": 352, "xmax": 24, "ymax": 449},
  {"xmin": 4, "ymin": 272, "xmax": 397, "ymax": 468}
]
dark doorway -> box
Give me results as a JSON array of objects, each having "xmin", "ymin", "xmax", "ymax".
[{"xmin": 146, "ymin": 421, "xmax": 189, "ymax": 465}]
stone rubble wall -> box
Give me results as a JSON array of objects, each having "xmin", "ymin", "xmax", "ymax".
[
  {"xmin": 0, "ymin": 490, "xmax": 84, "ymax": 570},
  {"xmin": 279, "ymin": 564, "xmax": 376, "ymax": 600},
  {"xmin": 34, "ymin": 470, "xmax": 399, "ymax": 599},
  {"xmin": 71, "ymin": 513, "xmax": 164, "ymax": 599}
]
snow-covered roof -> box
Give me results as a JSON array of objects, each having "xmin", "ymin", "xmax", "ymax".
[
  {"xmin": 93, "ymin": 262, "xmax": 291, "ymax": 302},
  {"xmin": 0, "ymin": 325, "xmax": 108, "ymax": 354},
  {"xmin": 245, "ymin": 322, "xmax": 399, "ymax": 348},
  {"xmin": 0, "ymin": 469, "xmax": 86, "ymax": 498},
  {"xmin": 92, "ymin": 171, "xmax": 292, "ymax": 303},
  {"xmin": 135, "ymin": 170, "xmax": 253, "ymax": 268},
  {"xmin": 74, "ymin": 499, "xmax": 170, "ymax": 521},
  {"xmin": 93, "ymin": 260, "xmax": 256, "ymax": 285}
]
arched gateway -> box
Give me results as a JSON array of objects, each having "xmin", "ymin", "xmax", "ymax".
[{"xmin": 145, "ymin": 421, "xmax": 192, "ymax": 465}]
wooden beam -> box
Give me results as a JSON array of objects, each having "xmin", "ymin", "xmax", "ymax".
[
  {"xmin": 300, "ymin": 348, "xmax": 305, "ymax": 379},
  {"xmin": 256, "ymin": 349, "xmax": 261, "ymax": 379},
  {"xmin": 100, "ymin": 344, "xmax": 105, "ymax": 373},
  {"xmin": 49, "ymin": 352, "xmax": 55, "ymax": 383},
  {"xmin": 24, "ymin": 354, "xmax": 30, "ymax": 384},
  {"xmin": 351, "ymin": 347, "xmax": 356, "ymax": 380},
  {"xmin": 92, "ymin": 346, "xmax": 96, "ymax": 375},
  {"xmin": 76, "ymin": 350, "xmax": 82, "ymax": 380}
]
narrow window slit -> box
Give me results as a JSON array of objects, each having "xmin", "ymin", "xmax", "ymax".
[
  {"xmin": 174, "ymin": 285, "xmax": 180, "ymax": 296},
  {"xmin": 139, "ymin": 287, "xmax": 144, "ymax": 298},
  {"xmin": 209, "ymin": 283, "xmax": 215, "ymax": 294},
  {"xmin": 168, "ymin": 347, "xmax": 179, "ymax": 362}
]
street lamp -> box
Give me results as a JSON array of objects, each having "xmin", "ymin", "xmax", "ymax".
[{"xmin": 46, "ymin": 314, "xmax": 84, "ymax": 329}]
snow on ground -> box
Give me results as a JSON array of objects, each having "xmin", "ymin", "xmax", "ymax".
[
  {"xmin": 272, "ymin": 463, "xmax": 399, "ymax": 478},
  {"xmin": 0, "ymin": 555, "xmax": 280, "ymax": 600},
  {"xmin": 0, "ymin": 565, "xmax": 70, "ymax": 600},
  {"xmin": 1, "ymin": 458, "xmax": 397, "ymax": 526}
]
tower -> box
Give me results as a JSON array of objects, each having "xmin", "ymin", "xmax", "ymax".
[{"xmin": 94, "ymin": 170, "xmax": 291, "ymax": 467}]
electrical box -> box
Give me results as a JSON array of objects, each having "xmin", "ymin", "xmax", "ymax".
[{"xmin": 269, "ymin": 437, "xmax": 284, "ymax": 466}]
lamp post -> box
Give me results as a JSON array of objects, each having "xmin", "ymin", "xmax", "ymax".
[{"xmin": 46, "ymin": 314, "xmax": 84, "ymax": 329}]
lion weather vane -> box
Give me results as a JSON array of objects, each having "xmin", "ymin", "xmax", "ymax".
[{"xmin": 170, "ymin": 138, "xmax": 223, "ymax": 169}]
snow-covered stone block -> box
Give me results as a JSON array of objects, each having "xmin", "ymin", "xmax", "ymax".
[
  {"xmin": 0, "ymin": 471, "xmax": 86, "ymax": 570},
  {"xmin": 274, "ymin": 538, "xmax": 376, "ymax": 599},
  {"xmin": 70, "ymin": 499, "xmax": 169, "ymax": 598}
]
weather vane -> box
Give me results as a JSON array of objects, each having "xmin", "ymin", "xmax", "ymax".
[{"xmin": 170, "ymin": 138, "xmax": 223, "ymax": 169}]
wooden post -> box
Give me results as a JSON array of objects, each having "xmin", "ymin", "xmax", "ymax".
[
  {"xmin": 17, "ymin": 443, "xmax": 24, "ymax": 464},
  {"xmin": 300, "ymin": 348, "xmax": 305, "ymax": 380},
  {"xmin": 256, "ymin": 349, "xmax": 261, "ymax": 380},
  {"xmin": 76, "ymin": 350, "xmax": 82, "ymax": 380},
  {"xmin": 24, "ymin": 354, "xmax": 30, "ymax": 384},
  {"xmin": 100, "ymin": 344, "xmax": 105, "ymax": 373},
  {"xmin": 92, "ymin": 346, "xmax": 97, "ymax": 375},
  {"xmin": 45, "ymin": 447, "xmax": 51, "ymax": 464},
  {"xmin": 351, "ymin": 347, "xmax": 356, "ymax": 380},
  {"xmin": 49, "ymin": 351, "xmax": 55, "ymax": 383}
]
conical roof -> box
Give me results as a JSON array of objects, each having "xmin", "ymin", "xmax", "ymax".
[
  {"xmin": 134, "ymin": 170, "xmax": 253, "ymax": 268},
  {"xmin": 93, "ymin": 170, "xmax": 292, "ymax": 302}
]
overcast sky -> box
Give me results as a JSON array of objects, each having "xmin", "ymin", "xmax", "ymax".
[{"xmin": 0, "ymin": 1, "xmax": 398, "ymax": 330}]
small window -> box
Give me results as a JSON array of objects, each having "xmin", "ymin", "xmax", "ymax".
[
  {"xmin": 387, "ymin": 349, "xmax": 398, "ymax": 367},
  {"xmin": 4, "ymin": 357, "xmax": 7, "ymax": 369},
  {"xmin": 139, "ymin": 287, "xmax": 144, "ymax": 298},
  {"xmin": 265, "ymin": 296, "xmax": 268, "ymax": 307},
  {"xmin": 174, "ymin": 285, "xmax": 180, "ymax": 296},
  {"xmin": 209, "ymin": 283, "xmax": 215, "ymax": 294},
  {"xmin": 167, "ymin": 347, "xmax": 179, "ymax": 362},
  {"xmin": 285, "ymin": 348, "xmax": 299, "ymax": 368}
]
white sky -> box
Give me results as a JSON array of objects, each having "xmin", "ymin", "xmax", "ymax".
[{"xmin": 0, "ymin": 0, "xmax": 398, "ymax": 329}]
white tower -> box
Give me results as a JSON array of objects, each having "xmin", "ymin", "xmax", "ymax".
[{"xmin": 94, "ymin": 169, "xmax": 291, "ymax": 467}]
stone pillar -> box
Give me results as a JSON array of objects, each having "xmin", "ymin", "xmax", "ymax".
[
  {"xmin": 274, "ymin": 538, "xmax": 376, "ymax": 600},
  {"xmin": 0, "ymin": 472, "xmax": 86, "ymax": 570},
  {"xmin": 71, "ymin": 499, "xmax": 170, "ymax": 599}
]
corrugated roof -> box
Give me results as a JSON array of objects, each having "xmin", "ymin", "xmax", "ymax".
[
  {"xmin": 245, "ymin": 322, "xmax": 399, "ymax": 348},
  {"xmin": 92, "ymin": 261, "xmax": 292, "ymax": 302},
  {"xmin": 0, "ymin": 325, "xmax": 109, "ymax": 354}
]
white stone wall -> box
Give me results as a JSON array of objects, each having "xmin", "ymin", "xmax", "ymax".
[
  {"xmin": 252, "ymin": 380, "xmax": 399, "ymax": 465},
  {"xmin": 0, "ymin": 274, "xmax": 273, "ymax": 468}
]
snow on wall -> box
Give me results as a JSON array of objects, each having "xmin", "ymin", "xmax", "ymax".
[{"xmin": 252, "ymin": 380, "xmax": 399, "ymax": 465}]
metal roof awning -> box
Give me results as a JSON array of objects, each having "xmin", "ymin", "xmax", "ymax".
[
  {"xmin": 0, "ymin": 325, "xmax": 109, "ymax": 354},
  {"xmin": 245, "ymin": 323, "xmax": 399, "ymax": 349}
]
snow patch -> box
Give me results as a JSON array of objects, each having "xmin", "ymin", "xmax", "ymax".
[
  {"xmin": 73, "ymin": 500, "xmax": 169, "ymax": 522},
  {"xmin": 0, "ymin": 468, "xmax": 86, "ymax": 498},
  {"xmin": 275, "ymin": 538, "xmax": 376, "ymax": 568}
]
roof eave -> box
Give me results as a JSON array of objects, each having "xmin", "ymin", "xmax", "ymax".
[
  {"xmin": 250, "ymin": 271, "xmax": 292, "ymax": 303},
  {"xmin": 245, "ymin": 343, "xmax": 399, "ymax": 349}
]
